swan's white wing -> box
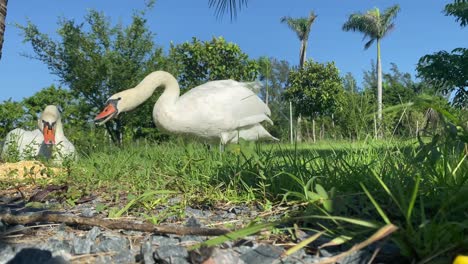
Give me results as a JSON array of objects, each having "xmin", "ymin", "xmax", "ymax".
[{"xmin": 177, "ymin": 80, "xmax": 272, "ymax": 130}]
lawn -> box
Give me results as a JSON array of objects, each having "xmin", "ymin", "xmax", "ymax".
[{"xmin": 2, "ymin": 137, "xmax": 467, "ymax": 262}]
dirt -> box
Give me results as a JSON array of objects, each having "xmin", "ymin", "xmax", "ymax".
[{"xmin": 0, "ymin": 161, "xmax": 62, "ymax": 181}]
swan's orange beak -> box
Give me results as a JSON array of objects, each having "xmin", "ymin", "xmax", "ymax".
[
  {"xmin": 95, "ymin": 103, "xmax": 117, "ymax": 122},
  {"xmin": 43, "ymin": 125, "xmax": 55, "ymax": 145}
]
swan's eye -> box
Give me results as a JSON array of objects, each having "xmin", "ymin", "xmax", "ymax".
[{"xmin": 117, "ymin": 97, "xmax": 122, "ymax": 100}]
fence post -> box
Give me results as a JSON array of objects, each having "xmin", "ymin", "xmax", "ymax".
[{"xmin": 289, "ymin": 101, "xmax": 293, "ymax": 144}]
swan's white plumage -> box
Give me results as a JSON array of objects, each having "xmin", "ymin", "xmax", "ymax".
[
  {"xmin": 1, "ymin": 105, "xmax": 76, "ymax": 164},
  {"xmin": 96, "ymin": 71, "xmax": 278, "ymax": 144}
]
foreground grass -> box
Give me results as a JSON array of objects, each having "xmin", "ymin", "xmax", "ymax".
[{"xmin": 4, "ymin": 137, "xmax": 467, "ymax": 262}]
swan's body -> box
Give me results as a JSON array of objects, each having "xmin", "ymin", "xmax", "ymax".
[
  {"xmin": 95, "ymin": 71, "xmax": 278, "ymax": 144},
  {"xmin": 1, "ymin": 105, "xmax": 76, "ymax": 164}
]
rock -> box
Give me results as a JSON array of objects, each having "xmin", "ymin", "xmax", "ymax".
[
  {"xmin": 202, "ymin": 248, "xmax": 244, "ymax": 264},
  {"xmin": 72, "ymin": 237, "xmax": 92, "ymax": 255},
  {"xmin": 0, "ymin": 244, "xmax": 15, "ymax": 263},
  {"xmin": 80, "ymin": 207, "xmax": 96, "ymax": 218},
  {"xmin": 96, "ymin": 236, "xmax": 129, "ymax": 253},
  {"xmin": 86, "ymin": 227, "xmax": 101, "ymax": 241},
  {"xmin": 154, "ymin": 245, "xmax": 188, "ymax": 264},
  {"xmin": 151, "ymin": 235, "xmax": 179, "ymax": 246},
  {"xmin": 140, "ymin": 241, "xmax": 154, "ymax": 264},
  {"xmin": 46, "ymin": 239, "xmax": 72, "ymax": 254},
  {"xmin": 185, "ymin": 216, "xmax": 202, "ymax": 227},
  {"xmin": 113, "ymin": 250, "xmax": 135, "ymax": 263},
  {"xmin": 180, "ymin": 235, "xmax": 205, "ymax": 244},
  {"xmin": 185, "ymin": 207, "xmax": 210, "ymax": 218},
  {"xmin": 239, "ymin": 244, "xmax": 284, "ymax": 264}
]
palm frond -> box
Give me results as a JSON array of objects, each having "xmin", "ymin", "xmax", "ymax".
[
  {"xmin": 208, "ymin": 0, "xmax": 248, "ymax": 20},
  {"xmin": 281, "ymin": 17, "xmax": 307, "ymax": 40},
  {"xmin": 364, "ymin": 38, "xmax": 375, "ymax": 50},
  {"xmin": 380, "ymin": 5, "xmax": 401, "ymax": 37}
]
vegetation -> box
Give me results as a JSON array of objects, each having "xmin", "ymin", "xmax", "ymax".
[
  {"xmin": 342, "ymin": 5, "xmax": 401, "ymax": 136},
  {"xmin": 280, "ymin": 11, "xmax": 317, "ymax": 68},
  {"xmin": 1, "ymin": 1, "xmax": 467, "ymax": 263}
]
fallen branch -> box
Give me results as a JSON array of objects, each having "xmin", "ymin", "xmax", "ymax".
[
  {"xmin": 0, "ymin": 211, "xmax": 230, "ymax": 236},
  {"xmin": 316, "ymin": 224, "xmax": 398, "ymax": 264}
]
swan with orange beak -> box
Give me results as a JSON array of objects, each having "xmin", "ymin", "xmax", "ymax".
[{"xmin": 1, "ymin": 105, "xmax": 76, "ymax": 164}]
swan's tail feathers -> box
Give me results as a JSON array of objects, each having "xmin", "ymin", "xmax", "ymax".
[
  {"xmin": 238, "ymin": 124, "xmax": 279, "ymax": 142},
  {"xmin": 238, "ymin": 115, "xmax": 274, "ymax": 127}
]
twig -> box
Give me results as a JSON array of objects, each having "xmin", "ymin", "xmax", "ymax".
[
  {"xmin": 316, "ymin": 224, "xmax": 398, "ymax": 264},
  {"xmin": 0, "ymin": 211, "xmax": 230, "ymax": 236}
]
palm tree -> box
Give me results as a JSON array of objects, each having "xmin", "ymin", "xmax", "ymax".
[
  {"xmin": 342, "ymin": 5, "xmax": 400, "ymax": 136},
  {"xmin": 0, "ymin": 0, "xmax": 7, "ymax": 60},
  {"xmin": 280, "ymin": 11, "xmax": 317, "ymax": 68}
]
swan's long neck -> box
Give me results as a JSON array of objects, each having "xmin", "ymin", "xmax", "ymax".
[
  {"xmin": 125, "ymin": 71, "xmax": 180, "ymax": 111},
  {"xmin": 54, "ymin": 119, "xmax": 66, "ymax": 141}
]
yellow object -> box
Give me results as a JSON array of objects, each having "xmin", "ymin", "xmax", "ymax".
[{"xmin": 454, "ymin": 255, "xmax": 468, "ymax": 264}]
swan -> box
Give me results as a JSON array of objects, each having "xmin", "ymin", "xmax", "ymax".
[
  {"xmin": 94, "ymin": 71, "xmax": 278, "ymax": 144},
  {"xmin": 1, "ymin": 105, "xmax": 76, "ymax": 164}
]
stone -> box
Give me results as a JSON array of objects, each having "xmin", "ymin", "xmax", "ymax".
[
  {"xmin": 46, "ymin": 239, "xmax": 72, "ymax": 254},
  {"xmin": 96, "ymin": 236, "xmax": 129, "ymax": 253},
  {"xmin": 141, "ymin": 241, "xmax": 155, "ymax": 264},
  {"xmin": 154, "ymin": 245, "xmax": 189, "ymax": 264},
  {"xmin": 0, "ymin": 244, "xmax": 15, "ymax": 263},
  {"xmin": 80, "ymin": 207, "xmax": 96, "ymax": 218},
  {"xmin": 239, "ymin": 244, "xmax": 284, "ymax": 264},
  {"xmin": 185, "ymin": 216, "xmax": 202, "ymax": 228},
  {"xmin": 180, "ymin": 235, "xmax": 205, "ymax": 243},
  {"xmin": 86, "ymin": 227, "xmax": 101, "ymax": 241},
  {"xmin": 72, "ymin": 237, "xmax": 92, "ymax": 255},
  {"xmin": 151, "ymin": 235, "xmax": 179, "ymax": 246},
  {"xmin": 113, "ymin": 250, "xmax": 135, "ymax": 263},
  {"xmin": 204, "ymin": 248, "xmax": 245, "ymax": 264}
]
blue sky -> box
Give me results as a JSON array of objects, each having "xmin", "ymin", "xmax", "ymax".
[{"xmin": 0, "ymin": 0, "xmax": 465, "ymax": 102}]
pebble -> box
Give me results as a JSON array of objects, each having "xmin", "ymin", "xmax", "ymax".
[
  {"xmin": 239, "ymin": 244, "xmax": 284, "ymax": 264},
  {"xmin": 154, "ymin": 245, "xmax": 189, "ymax": 264}
]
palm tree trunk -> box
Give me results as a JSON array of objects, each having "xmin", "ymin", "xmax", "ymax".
[
  {"xmin": 376, "ymin": 38, "xmax": 383, "ymax": 138},
  {"xmin": 0, "ymin": 0, "xmax": 7, "ymax": 61},
  {"xmin": 299, "ymin": 40, "xmax": 307, "ymax": 68}
]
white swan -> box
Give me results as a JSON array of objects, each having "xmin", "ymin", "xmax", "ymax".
[
  {"xmin": 94, "ymin": 71, "xmax": 278, "ymax": 144},
  {"xmin": 1, "ymin": 105, "xmax": 76, "ymax": 164}
]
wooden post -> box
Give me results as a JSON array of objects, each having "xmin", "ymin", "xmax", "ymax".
[
  {"xmin": 289, "ymin": 101, "xmax": 293, "ymax": 144},
  {"xmin": 374, "ymin": 114, "xmax": 377, "ymax": 139},
  {"xmin": 312, "ymin": 119, "xmax": 316, "ymax": 143},
  {"xmin": 416, "ymin": 120, "xmax": 419, "ymax": 137}
]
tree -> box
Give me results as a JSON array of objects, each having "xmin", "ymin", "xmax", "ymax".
[
  {"xmin": 18, "ymin": 5, "xmax": 166, "ymax": 144},
  {"xmin": 383, "ymin": 63, "xmax": 416, "ymax": 106},
  {"xmin": 284, "ymin": 60, "xmax": 344, "ymax": 118},
  {"xmin": 168, "ymin": 36, "xmax": 258, "ymax": 90},
  {"xmin": 257, "ymin": 57, "xmax": 291, "ymax": 139},
  {"xmin": 280, "ymin": 11, "xmax": 317, "ymax": 68},
  {"xmin": 417, "ymin": 0, "xmax": 467, "ymax": 108},
  {"xmin": 0, "ymin": 99, "xmax": 25, "ymax": 139},
  {"xmin": 343, "ymin": 72, "xmax": 358, "ymax": 93},
  {"xmin": 0, "ymin": 0, "xmax": 7, "ymax": 60},
  {"xmin": 417, "ymin": 48, "xmax": 467, "ymax": 107},
  {"xmin": 444, "ymin": 0, "xmax": 468, "ymax": 27},
  {"xmin": 21, "ymin": 85, "xmax": 83, "ymax": 129},
  {"xmin": 342, "ymin": 5, "xmax": 401, "ymax": 136}
]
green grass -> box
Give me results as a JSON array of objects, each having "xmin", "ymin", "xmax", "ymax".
[{"xmin": 8, "ymin": 135, "xmax": 467, "ymax": 262}]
